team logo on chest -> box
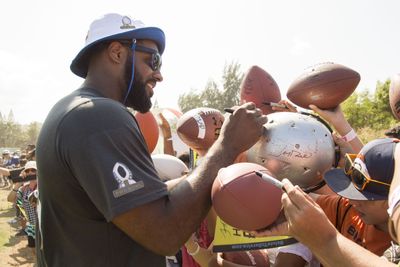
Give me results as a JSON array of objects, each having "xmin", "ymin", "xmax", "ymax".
[{"xmin": 112, "ymin": 162, "xmax": 144, "ymax": 198}]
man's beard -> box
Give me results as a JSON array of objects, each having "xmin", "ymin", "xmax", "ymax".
[{"xmin": 124, "ymin": 53, "xmax": 152, "ymax": 113}]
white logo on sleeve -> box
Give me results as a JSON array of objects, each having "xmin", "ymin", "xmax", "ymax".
[{"xmin": 112, "ymin": 162, "xmax": 144, "ymax": 198}]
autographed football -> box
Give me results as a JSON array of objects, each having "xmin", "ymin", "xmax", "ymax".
[
  {"xmin": 177, "ymin": 107, "xmax": 224, "ymax": 155},
  {"xmin": 222, "ymin": 250, "xmax": 270, "ymax": 266},
  {"xmin": 389, "ymin": 74, "xmax": 400, "ymax": 120},
  {"xmin": 211, "ymin": 162, "xmax": 282, "ymax": 231},
  {"xmin": 287, "ymin": 62, "xmax": 360, "ymax": 109},
  {"xmin": 240, "ymin": 65, "xmax": 281, "ymax": 115}
]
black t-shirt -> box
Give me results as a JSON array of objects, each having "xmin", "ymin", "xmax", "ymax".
[{"xmin": 36, "ymin": 88, "xmax": 168, "ymax": 266}]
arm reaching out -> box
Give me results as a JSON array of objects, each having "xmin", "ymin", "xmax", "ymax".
[
  {"xmin": 113, "ymin": 103, "xmax": 268, "ymax": 256},
  {"xmin": 157, "ymin": 112, "xmax": 175, "ymax": 156},
  {"xmin": 253, "ymin": 179, "xmax": 395, "ymax": 267},
  {"xmin": 309, "ymin": 104, "xmax": 363, "ymax": 153}
]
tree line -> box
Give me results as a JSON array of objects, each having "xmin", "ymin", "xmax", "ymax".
[
  {"xmin": 178, "ymin": 62, "xmax": 398, "ymax": 142},
  {"xmin": 0, "ymin": 111, "xmax": 41, "ymax": 149}
]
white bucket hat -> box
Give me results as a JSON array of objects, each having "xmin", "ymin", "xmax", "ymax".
[
  {"xmin": 70, "ymin": 13, "xmax": 165, "ymax": 78},
  {"xmin": 24, "ymin": 161, "xmax": 37, "ymax": 170}
]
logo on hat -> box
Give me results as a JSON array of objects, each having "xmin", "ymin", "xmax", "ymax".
[
  {"xmin": 112, "ymin": 162, "xmax": 144, "ymax": 198},
  {"xmin": 120, "ymin": 16, "xmax": 135, "ymax": 29}
]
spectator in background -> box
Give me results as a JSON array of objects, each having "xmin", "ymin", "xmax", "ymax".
[
  {"xmin": 26, "ymin": 144, "xmax": 36, "ymax": 152},
  {"xmin": 1, "ymin": 150, "xmax": 11, "ymax": 187},
  {"xmin": 0, "ymin": 169, "xmax": 10, "ymax": 188},
  {"xmin": 27, "ymin": 148, "xmax": 35, "ymax": 161},
  {"xmin": 7, "ymin": 175, "xmax": 27, "ymax": 236},
  {"xmin": 7, "ymin": 161, "xmax": 38, "ymax": 256},
  {"xmin": 19, "ymin": 153, "xmax": 27, "ymax": 167},
  {"xmin": 5, "ymin": 158, "xmax": 28, "ymax": 234},
  {"xmin": 11, "ymin": 151, "xmax": 20, "ymax": 167},
  {"xmin": 2, "ymin": 149, "xmax": 12, "ymax": 166}
]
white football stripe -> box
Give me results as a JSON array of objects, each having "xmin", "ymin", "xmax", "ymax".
[{"xmin": 193, "ymin": 113, "xmax": 206, "ymax": 139}]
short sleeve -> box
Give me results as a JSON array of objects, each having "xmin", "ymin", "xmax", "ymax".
[{"xmin": 58, "ymin": 98, "xmax": 167, "ymax": 221}]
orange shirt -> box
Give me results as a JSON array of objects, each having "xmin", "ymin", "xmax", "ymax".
[{"xmin": 317, "ymin": 194, "xmax": 392, "ymax": 256}]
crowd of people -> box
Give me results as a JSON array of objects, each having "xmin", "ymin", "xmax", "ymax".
[
  {"xmin": 1, "ymin": 145, "xmax": 38, "ymax": 260},
  {"xmin": 1, "ymin": 12, "xmax": 400, "ymax": 267}
]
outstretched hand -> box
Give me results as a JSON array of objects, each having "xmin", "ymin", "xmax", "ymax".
[
  {"xmin": 309, "ymin": 105, "xmax": 349, "ymax": 134},
  {"xmin": 252, "ymin": 179, "xmax": 338, "ymax": 251},
  {"xmin": 310, "ymin": 104, "xmax": 363, "ymax": 153},
  {"xmin": 157, "ymin": 112, "xmax": 172, "ymax": 138}
]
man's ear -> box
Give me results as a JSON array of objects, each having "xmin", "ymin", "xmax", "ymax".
[{"xmin": 107, "ymin": 41, "xmax": 126, "ymax": 64}]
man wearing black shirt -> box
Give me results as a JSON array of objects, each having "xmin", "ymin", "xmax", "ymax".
[{"xmin": 36, "ymin": 13, "xmax": 267, "ymax": 266}]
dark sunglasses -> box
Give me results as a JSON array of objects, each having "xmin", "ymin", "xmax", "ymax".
[
  {"xmin": 343, "ymin": 153, "xmax": 390, "ymax": 191},
  {"xmin": 135, "ymin": 45, "xmax": 162, "ymax": 72},
  {"xmin": 116, "ymin": 41, "xmax": 162, "ymax": 72}
]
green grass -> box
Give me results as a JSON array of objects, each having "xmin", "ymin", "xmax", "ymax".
[{"xmin": 0, "ymin": 191, "xmax": 14, "ymax": 251}]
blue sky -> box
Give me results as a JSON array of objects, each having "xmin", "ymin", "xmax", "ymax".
[{"xmin": 0, "ymin": 0, "xmax": 399, "ymax": 124}]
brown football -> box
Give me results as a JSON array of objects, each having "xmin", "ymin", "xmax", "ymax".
[
  {"xmin": 134, "ymin": 111, "xmax": 159, "ymax": 153},
  {"xmin": 211, "ymin": 162, "xmax": 282, "ymax": 231},
  {"xmin": 389, "ymin": 74, "xmax": 400, "ymax": 120},
  {"xmin": 287, "ymin": 62, "xmax": 360, "ymax": 109},
  {"xmin": 176, "ymin": 107, "xmax": 224, "ymax": 155},
  {"xmin": 222, "ymin": 250, "xmax": 270, "ymax": 266},
  {"xmin": 240, "ymin": 65, "xmax": 281, "ymax": 115}
]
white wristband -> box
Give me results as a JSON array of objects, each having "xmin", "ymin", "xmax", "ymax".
[
  {"xmin": 341, "ymin": 128, "xmax": 357, "ymax": 142},
  {"xmin": 388, "ymin": 186, "xmax": 400, "ymax": 216},
  {"xmin": 187, "ymin": 242, "xmax": 200, "ymax": 256}
]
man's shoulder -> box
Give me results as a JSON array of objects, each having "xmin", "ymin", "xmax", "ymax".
[
  {"xmin": 39, "ymin": 88, "xmax": 132, "ymax": 144},
  {"xmin": 51, "ymin": 88, "xmax": 129, "ymax": 122},
  {"xmin": 64, "ymin": 88, "xmax": 119, "ymax": 109},
  {"xmin": 316, "ymin": 194, "xmax": 351, "ymax": 214}
]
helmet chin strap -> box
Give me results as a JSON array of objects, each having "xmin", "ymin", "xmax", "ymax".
[
  {"xmin": 302, "ymin": 180, "xmax": 326, "ymax": 193},
  {"xmin": 123, "ymin": 40, "xmax": 137, "ymax": 105}
]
